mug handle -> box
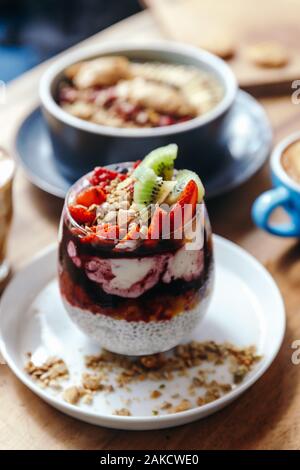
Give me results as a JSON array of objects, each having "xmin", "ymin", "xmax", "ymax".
[{"xmin": 252, "ymin": 186, "xmax": 300, "ymax": 237}]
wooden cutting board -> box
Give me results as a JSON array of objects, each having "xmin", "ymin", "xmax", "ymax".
[{"xmin": 144, "ymin": 0, "xmax": 300, "ymax": 94}]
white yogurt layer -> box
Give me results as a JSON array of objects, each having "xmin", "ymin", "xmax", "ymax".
[
  {"xmin": 67, "ymin": 241, "xmax": 205, "ymax": 298},
  {"xmin": 110, "ymin": 257, "xmax": 156, "ymax": 290},
  {"xmin": 163, "ymin": 246, "xmax": 204, "ymax": 283}
]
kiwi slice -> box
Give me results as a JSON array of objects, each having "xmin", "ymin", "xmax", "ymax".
[
  {"xmin": 132, "ymin": 144, "xmax": 178, "ymax": 180},
  {"xmin": 156, "ymin": 180, "xmax": 176, "ymax": 204},
  {"xmin": 167, "ymin": 169, "xmax": 205, "ymax": 204},
  {"xmin": 133, "ymin": 168, "xmax": 163, "ymax": 206}
]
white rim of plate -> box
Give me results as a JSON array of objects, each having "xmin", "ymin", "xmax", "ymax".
[{"xmin": 0, "ymin": 235, "xmax": 285, "ymax": 427}]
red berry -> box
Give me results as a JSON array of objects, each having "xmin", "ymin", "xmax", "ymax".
[
  {"xmin": 89, "ymin": 167, "xmax": 127, "ymax": 186},
  {"xmin": 103, "ymin": 87, "xmax": 117, "ymax": 107},
  {"xmin": 133, "ymin": 160, "xmax": 141, "ymax": 169},
  {"xmin": 59, "ymin": 86, "xmax": 77, "ymax": 103},
  {"xmin": 169, "ymin": 180, "xmax": 198, "ymax": 233},
  {"xmin": 178, "ymin": 115, "xmax": 191, "ymax": 123},
  {"xmin": 89, "ymin": 167, "xmax": 117, "ymax": 185},
  {"xmin": 176, "ymin": 180, "xmax": 198, "ymax": 208},
  {"xmin": 76, "ymin": 186, "xmax": 106, "ymax": 207},
  {"xmin": 158, "ymin": 115, "xmax": 176, "ymax": 127},
  {"xmin": 69, "ymin": 205, "xmax": 96, "ymax": 225}
]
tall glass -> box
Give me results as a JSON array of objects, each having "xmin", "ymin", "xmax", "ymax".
[
  {"xmin": 58, "ymin": 166, "xmax": 214, "ymax": 355},
  {"xmin": 0, "ymin": 149, "xmax": 14, "ymax": 290}
]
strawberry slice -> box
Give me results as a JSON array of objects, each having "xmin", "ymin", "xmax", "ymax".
[
  {"xmin": 148, "ymin": 207, "xmax": 169, "ymax": 239},
  {"xmin": 76, "ymin": 186, "xmax": 106, "ymax": 207},
  {"xmin": 69, "ymin": 204, "xmax": 96, "ymax": 225},
  {"xmin": 177, "ymin": 180, "xmax": 198, "ymax": 209},
  {"xmin": 170, "ymin": 180, "xmax": 198, "ymax": 234}
]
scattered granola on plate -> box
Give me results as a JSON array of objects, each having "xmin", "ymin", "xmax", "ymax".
[
  {"xmin": 24, "ymin": 356, "xmax": 69, "ymax": 389},
  {"xmin": 24, "ymin": 340, "xmax": 261, "ymax": 415},
  {"xmin": 114, "ymin": 408, "xmax": 132, "ymax": 416}
]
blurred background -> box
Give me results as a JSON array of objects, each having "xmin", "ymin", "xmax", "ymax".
[{"xmin": 0, "ymin": 0, "xmax": 142, "ymax": 81}]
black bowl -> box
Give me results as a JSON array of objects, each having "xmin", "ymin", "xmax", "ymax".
[{"xmin": 40, "ymin": 41, "xmax": 237, "ymax": 182}]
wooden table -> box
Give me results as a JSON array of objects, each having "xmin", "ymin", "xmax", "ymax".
[{"xmin": 1, "ymin": 10, "xmax": 300, "ymax": 450}]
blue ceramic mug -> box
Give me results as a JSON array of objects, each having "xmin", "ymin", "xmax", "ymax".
[{"xmin": 252, "ymin": 132, "xmax": 300, "ymax": 237}]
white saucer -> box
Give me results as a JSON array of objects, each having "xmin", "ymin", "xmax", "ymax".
[{"xmin": 0, "ymin": 236, "xmax": 285, "ymax": 430}]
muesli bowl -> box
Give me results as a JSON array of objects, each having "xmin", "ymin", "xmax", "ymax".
[
  {"xmin": 40, "ymin": 41, "xmax": 237, "ymax": 181},
  {"xmin": 58, "ymin": 146, "xmax": 214, "ymax": 355}
]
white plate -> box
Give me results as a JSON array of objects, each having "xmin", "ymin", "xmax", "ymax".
[{"xmin": 0, "ymin": 236, "xmax": 285, "ymax": 430}]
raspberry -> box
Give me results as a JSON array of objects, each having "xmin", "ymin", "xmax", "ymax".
[
  {"xmin": 69, "ymin": 205, "xmax": 95, "ymax": 225},
  {"xmin": 89, "ymin": 167, "xmax": 126, "ymax": 187}
]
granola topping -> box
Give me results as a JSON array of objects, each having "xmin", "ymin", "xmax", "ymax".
[{"xmin": 58, "ymin": 57, "xmax": 223, "ymax": 129}]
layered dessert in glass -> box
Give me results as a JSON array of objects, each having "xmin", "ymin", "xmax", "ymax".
[{"xmin": 59, "ymin": 145, "xmax": 214, "ymax": 355}]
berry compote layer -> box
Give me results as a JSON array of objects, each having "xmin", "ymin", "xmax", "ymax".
[{"xmin": 58, "ymin": 145, "xmax": 214, "ymax": 355}]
